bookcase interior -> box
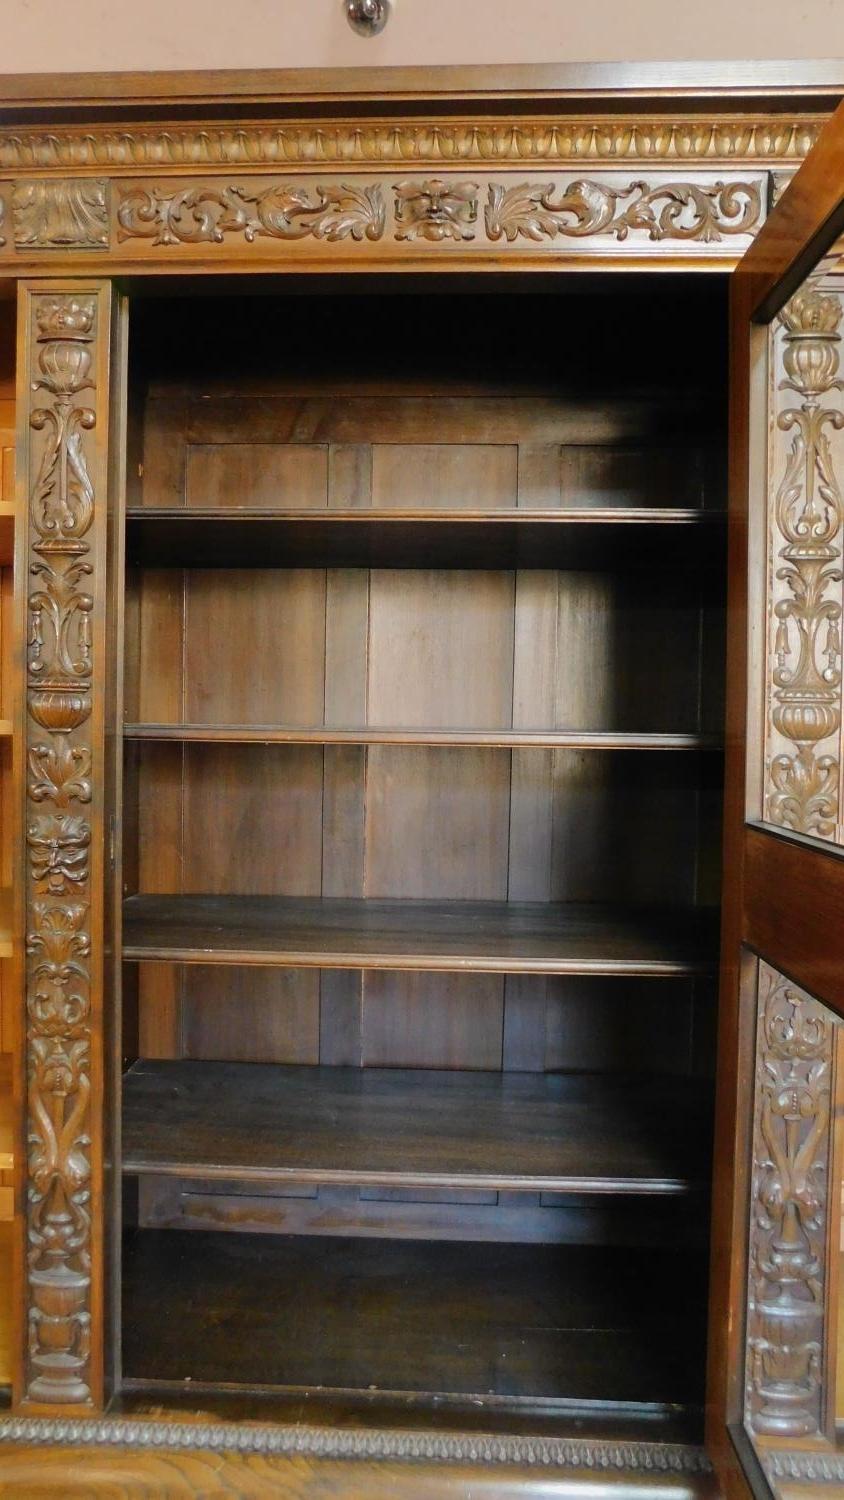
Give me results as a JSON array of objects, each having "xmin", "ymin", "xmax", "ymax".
[{"xmin": 117, "ymin": 278, "xmax": 727, "ymax": 1433}]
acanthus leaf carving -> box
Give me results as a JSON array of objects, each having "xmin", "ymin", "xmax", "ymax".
[
  {"xmin": 765, "ymin": 280, "xmax": 844, "ymax": 838},
  {"xmin": 485, "ymin": 177, "xmax": 762, "ymax": 243},
  {"xmin": 12, "ymin": 180, "xmax": 109, "ymax": 249},
  {"xmin": 28, "ymin": 557, "xmax": 94, "ymax": 681},
  {"xmin": 116, "ymin": 181, "xmax": 385, "ymax": 246},
  {"xmin": 27, "ymin": 741, "xmax": 92, "ymax": 808},
  {"xmin": 746, "ymin": 965, "xmax": 835, "ymax": 1438}
]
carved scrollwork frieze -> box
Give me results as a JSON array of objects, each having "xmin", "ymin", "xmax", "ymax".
[
  {"xmin": 116, "ymin": 180, "xmax": 386, "ymax": 246},
  {"xmin": 485, "ymin": 177, "xmax": 762, "ymax": 243},
  {"xmin": 22, "ymin": 284, "xmax": 107, "ymax": 1407},
  {"xmin": 102, "ymin": 171, "xmax": 766, "ymax": 256},
  {"xmin": 746, "ymin": 964, "xmax": 836, "ymax": 1439},
  {"xmin": 765, "ymin": 278, "xmax": 844, "ymax": 840},
  {"xmin": 0, "ymin": 170, "xmax": 768, "ymax": 260}
]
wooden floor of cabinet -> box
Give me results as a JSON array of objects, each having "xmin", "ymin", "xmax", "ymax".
[{"xmin": 122, "ymin": 1229, "xmax": 707, "ymax": 1413}]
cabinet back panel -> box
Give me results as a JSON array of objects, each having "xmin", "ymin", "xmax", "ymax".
[
  {"xmin": 129, "ymin": 566, "xmax": 708, "ymax": 734},
  {"xmin": 134, "ymin": 287, "xmax": 726, "ymax": 517},
  {"xmin": 143, "ymin": 397, "xmax": 713, "ymax": 513},
  {"xmin": 130, "ymin": 743, "xmax": 709, "ymax": 905},
  {"xmin": 135, "ymin": 964, "xmax": 702, "ymax": 1073}
]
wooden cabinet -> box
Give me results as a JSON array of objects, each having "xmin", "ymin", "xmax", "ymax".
[{"xmin": 1, "ymin": 61, "xmax": 844, "ymax": 1497}]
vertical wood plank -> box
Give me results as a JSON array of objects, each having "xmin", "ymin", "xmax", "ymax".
[
  {"xmin": 366, "ymin": 571, "xmax": 515, "ymax": 729},
  {"xmin": 371, "ymin": 445, "xmax": 517, "ymax": 510},
  {"xmin": 322, "ymin": 549, "xmax": 368, "ymax": 1066},
  {"xmin": 184, "ymin": 569, "xmax": 326, "ymax": 725},
  {"xmin": 329, "ymin": 445, "xmax": 371, "ymax": 509},
  {"xmin": 140, "ymin": 396, "xmax": 186, "ymax": 508},
  {"xmin": 186, "ymin": 443, "xmax": 327, "ymax": 510}
]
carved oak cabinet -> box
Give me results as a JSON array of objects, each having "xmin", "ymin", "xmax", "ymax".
[{"xmin": 2, "ymin": 63, "xmax": 844, "ymax": 1499}]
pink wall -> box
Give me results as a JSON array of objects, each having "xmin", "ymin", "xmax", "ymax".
[{"xmin": 1, "ymin": 0, "xmax": 843, "ymax": 75}]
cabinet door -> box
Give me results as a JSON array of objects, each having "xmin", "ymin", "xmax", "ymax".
[{"xmin": 713, "ymin": 102, "xmax": 844, "ymax": 1498}]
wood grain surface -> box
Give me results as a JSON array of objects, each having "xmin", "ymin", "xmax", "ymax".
[
  {"xmin": 121, "ymin": 1229, "xmax": 708, "ymax": 1407},
  {"xmin": 122, "ymin": 895, "xmax": 718, "ymax": 976},
  {"xmin": 122, "ymin": 1059, "xmax": 712, "ymax": 1193}
]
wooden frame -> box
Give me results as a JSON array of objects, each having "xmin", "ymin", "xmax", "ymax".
[
  {"xmin": 710, "ymin": 100, "xmax": 844, "ymax": 1500},
  {"xmin": 0, "ymin": 59, "xmax": 842, "ymax": 1497}
]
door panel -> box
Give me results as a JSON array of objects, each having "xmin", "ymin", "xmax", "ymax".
[{"xmin": 713, "ymin": 99, "xmax": 844, "ymax": 1498}]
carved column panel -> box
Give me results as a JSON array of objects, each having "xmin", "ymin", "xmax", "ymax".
[
  {"xmin": 17, "ymin": 281, "xmax": 115, "ymax": 1410},
  {"xmin": 745, "ymin": 961, "xmax": 838, "ymax": 1439},
  {"xmin": 764, "ymin": 274, "xmax": 844, "ymax": 841}
]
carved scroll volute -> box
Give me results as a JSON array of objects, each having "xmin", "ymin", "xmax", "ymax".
[
  {"xmin": 18, "ymin": 282, "xmax": 112, "ymax": 1410},
  {"xmin": 746, "ymin": 964, "xmax": 837, "ymax": 1439},
  {"xmin": 765, "ymin": 279, "xmax": 844, "ymax": 840}
]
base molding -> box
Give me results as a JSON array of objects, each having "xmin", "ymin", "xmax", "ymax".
[{"xmin": 0, "ymin": 1414, "xmax": 711, "ymax": 1474}]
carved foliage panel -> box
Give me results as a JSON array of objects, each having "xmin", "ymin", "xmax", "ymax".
[
  {"xmin": 746, "ymin": 962, "xmax": 837, "ymax": 1440},
  {"xmin": 21, "ymin": 281, "xmax": 112, "ymax": 1408},
  {"xmin": 0, "ymin": 171, "xmax": 768, "ymax": 259},
  {"xmin": 764, "ymin": 271, "xmax": 844, "ymax": 842}
]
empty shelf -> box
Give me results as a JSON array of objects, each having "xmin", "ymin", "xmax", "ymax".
[
  {"xmin": 122, "ymin": 1060, "xmax": 711, "ymax": 1195},
  {"xmin": 122, "ymin": 896, "xmax": 717, "ymax": 976},
  {"xmin": 122, "ymin": 1229, "xmax": 707, "ymax": 1409}
]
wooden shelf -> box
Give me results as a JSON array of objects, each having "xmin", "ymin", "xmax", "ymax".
[
  {"xmin": 125, "ymin": 506, "xmax": 725, "ymax": 571},
  {"xmin": 122, "ymin": 895, "xmax": 717, "ymax": 976},
  {"xmin": 122, "ymin": 1228, "xmax": 707, "ymax": 1409},
  {"xmin": 124, "ymin": 723, "xmax": 720, "ymax": 751},
  {"xmin": 122, "ymin": 1060, "xmax": 711, "ymax": 1195}
]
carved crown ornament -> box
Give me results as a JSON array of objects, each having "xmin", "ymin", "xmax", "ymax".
[{"xmin": 0, "ymin": 169, "xmax": 773, "ymax": 260}]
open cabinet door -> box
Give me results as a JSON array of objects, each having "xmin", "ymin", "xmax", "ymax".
[{"xmin": 710, "ymin": 100, "xmax": 844, "ymax": 1499}]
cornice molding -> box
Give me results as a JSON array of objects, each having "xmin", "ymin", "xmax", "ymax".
[
  {"xmin": 0, "ymin": 116, "xmax": 823, "ymax": 173},
  {"xmin": 0, "ymin": 1414, "xmax": 712, "ymax": 1472}
]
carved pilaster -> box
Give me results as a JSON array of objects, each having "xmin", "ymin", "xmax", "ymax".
[
  {"xmin": 20, "ymin": 282, "xmax": 112, "ymax": 1409},
  {"xmin": 745, "ymin": 963, "xmax": 837, "ymax": 1438},
  {"xmin": 765, "ymin": 278, "xmax": 844, "ymax": 840}
]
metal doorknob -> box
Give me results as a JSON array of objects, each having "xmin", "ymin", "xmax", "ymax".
[{"xmin": 346, "ymin": 0, "xmax": 391, "ymax": 35}]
